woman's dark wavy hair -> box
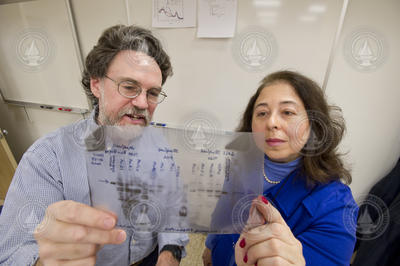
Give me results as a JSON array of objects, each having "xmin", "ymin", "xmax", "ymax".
[
  {"xmin": 237, "ymin": 70, "xmax": 351, "ymax": 185},
  {"xmin": 81, "ymin": 24, "xmax": 172, "ymax": 106}
]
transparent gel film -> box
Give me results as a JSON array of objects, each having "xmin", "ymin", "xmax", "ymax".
[{"xmin": 85, "ymin": 125, "xmax": 273, "ymax": 235}]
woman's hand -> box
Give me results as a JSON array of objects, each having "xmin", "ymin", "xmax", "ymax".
[
  {"xmin": 202, "ymin": 247, "xmax": 212, "ymax": 266},
  {"xmin": 235, "ymin": 196, "xmax": 305, "ymax": 266}
]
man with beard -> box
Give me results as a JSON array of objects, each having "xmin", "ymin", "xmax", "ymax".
[{"xmin": 0, "ymin": 25, "xmax": 188, "ymax": 266}]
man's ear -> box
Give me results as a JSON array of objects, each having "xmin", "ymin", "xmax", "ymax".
[{"xmin": 90, "ymin": 78, "xmax": 101, "ymax": 99}]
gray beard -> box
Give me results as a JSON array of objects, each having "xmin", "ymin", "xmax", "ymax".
[{"xmin": 97, "ymin": 105, "xmax": 151, "ymax": 127}]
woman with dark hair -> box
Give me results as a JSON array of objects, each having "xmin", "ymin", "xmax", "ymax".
[{"xmin": 203, "ymin": 70, "xmax": 358, "ymax": 265}]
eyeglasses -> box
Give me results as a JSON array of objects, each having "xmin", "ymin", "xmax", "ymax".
[{"xmin": 104, "ymin": 75, "xmax": 167, "ymax": 104}]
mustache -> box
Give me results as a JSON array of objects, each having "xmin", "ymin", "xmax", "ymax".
[{"xmin": 118, "ymin": 106, "xmax": 150, "ymax": 124}]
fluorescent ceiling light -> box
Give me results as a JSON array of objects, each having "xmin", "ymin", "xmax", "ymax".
[
  {"xmin": 257, "ymin": 11, "xmax": 278, "ymax": 18},
  {"xmin": 253, "ymin": 0, "xmax": 281, "ymax": 8},
  {"xmin": 308, "ymin": 4, "xmax": 327, "ymax": 13},
  {"xmin": 299, "ymin": 15, "xmax": 317, "ymax": 22},
  {"xmin": 260, "ymin": 19, "xmax": 277, "ymax": 25}
]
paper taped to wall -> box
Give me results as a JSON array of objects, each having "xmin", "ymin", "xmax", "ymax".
[
  {"xmin": 197, "ymin": 0, "xmax": 238, "ymax": 38},
  {"xmin": 152, "ymin": 0, "xmax": 196, "ymax": 28}
]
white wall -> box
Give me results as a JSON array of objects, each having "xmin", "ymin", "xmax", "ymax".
[
  {"xmin": 0, "ymin": 0, "xmax": 399, "ymax": 199},
  {"xmin": 0, "ymin": 103, "xmax": 82, "ymax": 160},
  {"xmin": 325, "ymin": 0, "xmax": 400, "ymax": 197},
  {"xmin": 0, "ymin": 0, "xmax": 88, "ymax": 109},
  {"xmin": 128, "ymin": 0, "xmax": 343, "ymax": 129},
  {"xmin": 0, "ymin": 0, "xmax": 128, "ymax": 160}
]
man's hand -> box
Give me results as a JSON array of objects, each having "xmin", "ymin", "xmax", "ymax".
[
  {"xmin": 202, "ymin": 247, "xmax": 212, "ymax": 266},
  {"xmin": 34, "ymin": 200, "xmax": 126, "ymax": 265},
  {"xmin": 156, "ymin": 250, "xmax": 180, "ymax": 266}
]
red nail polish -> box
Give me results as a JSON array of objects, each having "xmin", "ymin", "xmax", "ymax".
[
  {"xmin": 261, "ymin": 196, "xmax": 269, "ymax": 205},
  {"xmin": 239, "ymin": 238, "xmax": 246, "ymax": 248},
  {"xmin": 243, "ymin": 253, "xmax": 248, "ymax": 263},
  {"xmin": 255, "ymin": 263, "xmax": 258, "ymax": 266}
]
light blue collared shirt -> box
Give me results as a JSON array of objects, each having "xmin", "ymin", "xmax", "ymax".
[{"xmin": 0, "ymin": 110, "xmax": 189, "ymax": 265}]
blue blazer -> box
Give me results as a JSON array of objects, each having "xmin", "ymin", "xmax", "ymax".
[{"xmin": 206, "ymin": 170, "xmax": 358, "ymax": 266}]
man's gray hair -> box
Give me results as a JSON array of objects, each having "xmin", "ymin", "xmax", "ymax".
[{"xmin": 81, "ymin": 25, "xmax": 172, "ymax": 106}]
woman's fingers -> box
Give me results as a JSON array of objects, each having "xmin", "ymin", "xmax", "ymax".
[
  {"xmin": 256, "ymin": 256, "xmax": 291, "ymax": 266},
  {"xmin": 245, "ymin": 237, "xmax": 303, "ymax": 265},
  {"xmin": 244, "ymin": 202, "xmax": 266, "ymax": 231},
  {"xmin": 242, "ymin": 196, "xmax": 292, "ymax": 243},
  {"xmin": 236, "ymin": 234, "xmax": 304, "ymax": 266},
  {"xmin": 235, "ymin": 195, "xmax": 305, "ymax": 266},
  {"xmin": 243, "ymin": 222, "xmax": 296, "ymax": 246},
  {"xmin": 254, "ymin": 196, "xmax": 286, "ymax": 225},
  {"xmin": 202, "ymin": 248, "xmax": 212, "ymax": 266}
]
